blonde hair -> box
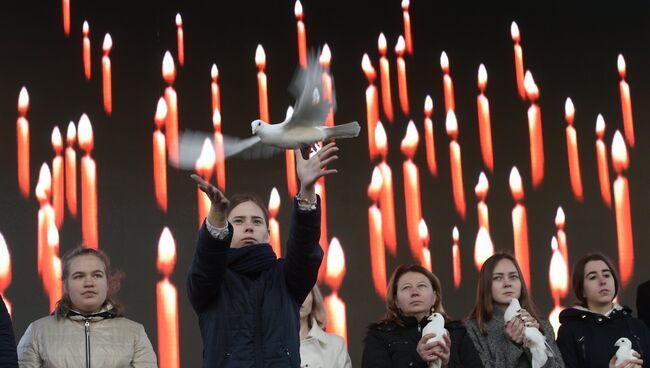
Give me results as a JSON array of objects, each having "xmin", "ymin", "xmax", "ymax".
[{"xmin": 308, "ymin": 285, "xmax": 327, "ymax": 328}]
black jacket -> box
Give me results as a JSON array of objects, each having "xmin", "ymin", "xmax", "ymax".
[
  {"xmin": 0, "ymin": 295, "xmax": 17, "ymax": 367},
  {"xmin": 187, "ymin": 199, "xmax": 323, "ymax": 368},
  {"xmin": 362, "ymin": 315, "xmax": 484, "ymax": 368},
  {"xmin": 556, "ymin": 305, "xmax": 650, "ymax": 368}
]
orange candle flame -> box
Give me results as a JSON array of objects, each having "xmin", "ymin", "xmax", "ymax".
[
  {"xmin": 440, "ymin": 51, "xmax": 455, "ymax": 112},
  {"xmin": 549, "ymin": 236, "xmax": 569, "ymax": 302},
  {"xmin": 268, "ymin": 187, "xmax": 281, "ymax": 218},
  {"xmin": 368, "ymin": 204, "xmax": 386, "ymax": 299},
  {"xmin": 419, "ymin": 219, "xmax": 432, "ymax": 271},
  {"xmin": 378, "ymin": 33, "xmax": 393, "ymax": 123},
  {"xmin": 368, "ymin": 167, "xmax": 383, "ymax": 202},
  {"xmin": 475, "ymin": 227, "xmax": 494, "ymax": 271},
  {"xmin": 268, "ymin": 188, "xmax": 281, "ymax": 256},
  {"xmin": 617, "ymin": 54, "xmax": 634, "ymax": 148},
  {"xmin": 176, "ymin": 13, "xmax": 184, "ymax": 67},
  {"xmin": 395, "ymin": 35, "xmax": 409, "ymax": 115},
  {"xmin": 511, "ymin": 21, "xmax": 525, "ymax": 100},
  {"xmin": 157, "ymin": 227, "xmax": 176, "ymax": 277},
  {"xmin": 446, "ymin": 111, "xmax": 466, "ymax": 219},
  {"xmin": 475, "ymin": 172, "xmax": 490, "ymax": 231},
  {"xmin": 400, "ymin": 120, "xmax": 419, "ymax": 158},
  {"xmin": 255, "ymin": 44, "xmax": 266, "ymax": 69},
  {"xmin": 509, "ymin": 167, "xmax": 530, "ymax": 288},
  {"xmin": 564, "ymin": 98, "xmax": 575, "ymax": 125},
  {"xmin": 211, "ymin": 64, "xmax": 221, "ymax": 114},
  {"xmin": 65, "ymin": 122, "xmax": 77, "ymax": 216},
  {"xmin": 424, "ymin": 95, "xmax": 437, "ymax": 176},
  {"xmin": 162, "ymin": 51, "xmax": 177, "ymax": 84},
  {"xmin": 611, "ymin": 131, "xmax": 634, "ymax": 288},
  {"xmin": 564, "ymin": 97, "xmax": 583, "ymax": 201},
  {"xmin": 477, "ymin": 64, "xmax": 494, "ymax": 172},
  {"xmin": 82, "ymin": 21, "xmax": 91, "ymax": 80},
  {"xmin": 595, "ymin": 114, "xmax": 611, "ymax": 207},
  {"xmin": 401, "ymin": 0, "xmax": 412, "ymax": 54},
  {"xmin": 294, "ymin": 0, "xmax": 307, "ymax": 68},
  {"xmin": 325, "ymin": 237, "xmax": 345, "ymax": 292},
  {"xmin": 17, "ymin": 87, "xmax": 30, "ymax": 198},
  {"xmin": 51, "ymin": 127, "xmax": 64, "ymax": 228},
  {"xmin": 0, "ymin": 233, "xmax": 12, "ymax": 292},
  {"xmin": 102, "ymin": 34, "xmax": 113, "ymax": 116},
  {"xmin": 452, "ymin": 226, "xmax": 461, "ymax": 288}
]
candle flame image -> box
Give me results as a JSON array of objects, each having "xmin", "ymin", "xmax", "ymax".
[
  {"xmin": 564, "ymin": 97, "xmax": 583, "ymax": 201},
  {"xmin": 83, "ymin": 21, "xmax": 91, "ymax": 80},
  {"xmin": 617, "ymin": 54, "xmax": 634, "ymax": 147},
  {"xmin": 611, "ymin": 131, "xmax": 634, "ymax": 288},
  {"xmin": 474, "ymin": 227, "xmax": 494, "ymax": 271},
  {"xmin": 511, "ymin": 21, "xmax": 525, "ymax": 100},
  {"xmin": 375, "ymin": 122, "xmax": 397, "ymax": 254},
  {"xmin": 157, "ymin": 227, "xmax": 176, "ymax": 277},
  {"xmin": 162, "ymin": 51, "xmax": 179, "ymax": 166},
  {"xmin": 452, "ymin": 226, "xmax": 461, "ymax": 288},
  {"xmin": 196, "ymin": 139, "xmax": 215, "ymax": 229},
  {"xmin": 440, "ymin": 51, "xmax": 455, "ymax": 112},
  {"xmin": 446, "ymin": 110, "xmax": 466, "ymax": 219},
  {"xmin": 176, "ymin": 13, "xmax": 184, "ymax": 66},
  {"xmin": 211, "ymin": 64, "xmax": 221, "ymax": 114},
  {"xmin": 0, "ymin": 232, "xmax": 12, "ymax": 294},
  {"xmin": 395, "ymin": 35, "xmax": 409, "ymax": 115},
  {"xmin": 294, "ymin": 0, "xmax": 307, "ymax": 68},
  {"xmin": 65, "ymin": 121, "xmax": 78, "ymax": 217},
  {"xmin": 268, "ymin": 187, "xmax": 281, "ymax": 256},
  {"xmin": 362, "ymin": 53, "xmax": 379, "ymax": 161},
  {"xmin": 324, "ymin": 237, "xmax": 347, "ymax": 345},
  {"xmin": 475, "ymin": 171, "xmax": 490, "ymax": 231},
  {"xmin": 102, "ymin": 33, "xmax": 113, "ymax": 116},
  {"xmin": 509, "ymin": 166, "xmax": 530, "ymax": 288},
  {"xmin": 424, "ymin": 95, "xmax": 437, "ymax": 176},
  {"xmin": 368, "ymin": 168, "xmax": 386, "ymax": 299},
  {"xmin": 325, "ymin": 237, "xmax": 345, "ymax": 292},
  {"xmin": 255, "ymin": 44, "xmax": 269, "ymax": 123},
  {"xmin": 17, "ymin": 86, "xmax": 30, "ymax": 198},
  {"xmin": 524, "ymin": 71, "xmax": 544, "ymax": 188},
  {"xmin": 477, "ymin": 63, "xmax": 494, "ymax": 172},
  {"xmin": 157, "ymin": 227, "xmax": 180, "ymax": 368},
  {"xmin": 401, "ymin": 121, "xmax": 423, "ymax": 259},
  {"xmin": 401, "ymin": 0, "xmax": 413, "ymax": 54},
  {"xmin": 549, "ymin": 236, "xmax": 569, "ymax": 302},
  {"xmin": 378, "ymin": 33, "xmax": 393, "ymax": 123},
  {"xmin": 595, "ymin": 114, "xmax": 612, "ymax": 207},
  {"xmin": 78, "ymin": 114, "xmax": 98, "ymax": 248},
  {"xmin": 51, "ymin": 127, "xmax": 64, "ymax": 228},
  {"xmin": 419, "ymin": 219, "xmax": 432, "ymax": 271}
]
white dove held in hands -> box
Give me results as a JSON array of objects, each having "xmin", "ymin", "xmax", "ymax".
[
  {"xmin": 614, "ymin": 337, "xmax": 638, "ymax": 366},
  {"xmin": 422, "ymin": 312, "xmax": 447, "ymax": 368},
  {"xmin": 504, "ymin": 298, "xmax": 553, "ymax": 368}
]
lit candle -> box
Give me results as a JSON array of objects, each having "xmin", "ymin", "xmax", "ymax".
[
  {"xmin": 440, "ymin": 51, "xmax": 455, "ymax": 113},
  {"xmin": 0, "ymin": 233, "xmax": 12, "ymax": 315},
  {"xmin": 195, "ymin": 139, "xmax": 215, "ymax": 229},
  {"xmin": 51, "ymin": 127, "xmax": 64, "ymax": 228},
  {"xmin": 50, "ymin": 256, "xmax": 62, "ymax": 314},
  {"xmin": 401, "ymin": 121, "xmax": 422, "ymax": 259},
  {"xmin": 213, "ymin": 110, "xmax": 227, "ymax": 192},
  {"xmin": 83, "ymin": 21, "xmax": 91, "ymax": 80},
  {"xmin": 362, "ymin": 54, "xmax": 379, "ymax": 161},
  {"xmin": 255, "ymin": 45, "xmax": 269, "ymax": 123},
  {"xmin": 446, "ymin": 111, "xmax": 466, "ymax": 219},
  {"xmin": 102, "ymin": 33, "xmax": 113, "ymax": 116},
  {"xmin": 157, "ymin": 227, "xmax": 180, "ymax": 368},
  {"xmin": 46, "ymin": 225, "xmax": 61, "ymax": 311},
  {"xmin": 554, "ymin": 207, "xmax": 569, "ymax": 298},
  {"xmin": 524, "ymin": 71, "xmax": 544, "ymax": 189},
  {"xmin": 401, "ymin": 0, "xmax": 413, "ymax": 54},
  {"xmin": 17, "ymin": 87, "xmax": 30, "ymax": 198},
  {"xmin": 474, "ymin": 227, "xmax": 494, "ymax": 271},
  {"xmin": 511, "ymin": 22, "xmax": 525, "ymax": 100},
  {"xmin": 294, "ymin": 0, "xmax": 307, "ymax": 69},
  {"xmin": 324, "ymin": 238, "xmax": 347, "ymax": 345},
  {"xmin": 617, "ymin": 55, "xmax": 634, "ymax": 148},
  {"xmin": 475, "ymin": 172, "xmax": 490, "ymax": 231},
  {"xmin": 176, "ymin": 14, "xmax": 184, "ymax": 67},
  {"xmin": 452, "ymin": 227, "xmax": 461, "ymax": 288},
  {"xmin": 419, "ymin": 219, "xmax": 432, "ymax": 271},
  {"xmin": 595, "ymin": 115, "xmax": 611, "ymax": 208},
  {"xmin": 62, "ymin": 0, "xmax": 70, "ymax": 36},
  {"xmin": 368, "ymin": 167, "xmax": 386, "ymax": 299},
  {"xmin": 509, "ymin": 167, "xmax": 530, "ymax": 288},
  {"xmin": 65, "ymin": 122, "xmax": 78, "ymax": 217},
  {"xmin": 268, "ymin": 188, "xmax": 281, "ymax": 256},
  {"xmin": 375, "ymin": 122, "xmax": 396, "ymax": 255},
  {"xmin": 154, "ymin": 98, "xmax": 168, "ymax": 212},
  {"xmin": 78, "ymin": 114, "xmax": 98, "ymax": 248},
  {"xmin": 548, "ymin": 236, "xmax": 568, "ymax": 335},
  {"xmin": 211, "ymin": 64, "xmax": 221, "ymax": 116},
  {"xmin": 163, "ymin": 51, "xmax": 179, "ymax": 166},
  {"xmin": 378, "ymin": 33, "xmax": 394, "ymax": 123},
  {"xmin": 320, "ymin": 45, "xmax": 334, "ymax": 128},
  {"xmin": 282, "ymin": 107, "xmax": 297, "ymax": 197},
  {"xmin": 395, "ymin": 36, "xmax": 409, "ymax": 116},
  {"xmin": 36, "ymin": 166, "xmax": 54, "ymax": 276},
  {"xmin": 423, "ymin": 96, "xmax": 437, "ymax": 177},
  {"xmin": 611, "ymin": 131, "xmax": 634, "ymax": 288},
  {"xmin": 477, "ymin": 64, "xmax": 494, "ymax": 173},
  {"xmin": 564, "ymin": 98, "xmax": 583, "ymax": 201},
  {"xmin": 316, "ymin": 180, "xmax": 329, "ymax": 283}
]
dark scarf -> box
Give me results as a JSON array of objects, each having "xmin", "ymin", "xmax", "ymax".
[{"xmin": 227, "ymin": 243, "xmax": 277, "ymax": 276}]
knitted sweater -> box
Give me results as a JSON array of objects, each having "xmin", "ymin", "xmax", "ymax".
[{"xmin": 464, "ymin": 308, "xmax": 565, "ymax": 368}]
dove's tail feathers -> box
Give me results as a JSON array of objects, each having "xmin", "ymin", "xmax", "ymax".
[
  {"xmin": 530, "ymin": 344, "xmax": 550, "ymax": 368},
  {"xmin": 428, "ymin": 358, "xmax": 442, "ymax": 368},
  {"xmin": 324, "ymin": 121, "xmax": 361, "ymax": 140}
]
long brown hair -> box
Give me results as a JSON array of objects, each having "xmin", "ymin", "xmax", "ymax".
[
  {"xmin": 571, "ymin": 252, "xmax": 619, "ymax": 307},
  {"xmin": 54, "ymin": 246, "xmax": 124, "ymax": 318},
  {"xmin": 381, "ymin": 264, "xmax": 448, "ymax": 325},
  {"xmin": 468, "ymin": 252, "xmax": 542, "ymax": 335}
]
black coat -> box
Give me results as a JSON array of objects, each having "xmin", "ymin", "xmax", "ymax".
[
  {"xmin": 556, "ymin": 306, "xmax": 650, "ymax": 368},
  {"xmin": 187, "ymin": 199, "xmax": 323, "ymax": 368},
  {"xmin": 362, "ymin": 315, "xmax": 484, "ymax": 368},
  {"xmin": 0, "ymin": 295, "xmax": 17, "ymax": 367}
]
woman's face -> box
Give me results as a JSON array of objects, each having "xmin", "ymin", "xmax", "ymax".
[
  {"xmin": 491, "ymin": 259, "xmax": 522, "ymax": 308},
  {"xmin": 65, "ymin": 255, "xmax": 108, "ymax": 314},
  {"xmin": 228, "ymin": 201, "xmax": 270, "ymax": 248},
  {"xmin": 395, "ymin": 271, "xmax": 436, "ymax": 318},
  {"xmin": 582, "ymin": 260, "xmax": 615, "ymax": 306},
  {"xmin": 300, "ymin": 291, "xmax": 313, "ymax": 321}
]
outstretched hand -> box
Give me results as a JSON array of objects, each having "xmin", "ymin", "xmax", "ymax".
[
  {"xmin": 191, "ymin": 174, "xmax": 229, "ymax": 225},
  {"xmin": 295, "ymin": 142, "xmax": 339, "ymax": 193}
]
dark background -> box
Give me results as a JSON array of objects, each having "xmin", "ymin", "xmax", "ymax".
[{"xmin": 0, "ymin": 1, "xmax": 648, "ymax": 366}]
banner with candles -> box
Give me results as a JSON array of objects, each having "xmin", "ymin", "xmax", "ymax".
[{"xmin": 0, "ymin": 2, "xmax": 648, "ymax": 366}]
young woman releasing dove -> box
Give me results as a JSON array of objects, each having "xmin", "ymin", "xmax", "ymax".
[{"xmin": 465, "ymin": 252, "xmax": 564, "ymax": 368}]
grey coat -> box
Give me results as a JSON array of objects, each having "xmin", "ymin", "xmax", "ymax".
[{"xmin": 464, "ymin": 309, "xmax": 564, "ymax": 368}]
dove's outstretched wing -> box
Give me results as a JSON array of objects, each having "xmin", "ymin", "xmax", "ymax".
[
  {"xmin": 223, "ymin": 135, "xmax": 283, "ymax": 159},
  {"xmin": 287, "ymin": 49, "xmax": 332, "ymax": 128}
]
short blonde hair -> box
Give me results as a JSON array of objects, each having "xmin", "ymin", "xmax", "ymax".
[{"xmin": 308, "ymin": 285, "xmax": 327, "ymax": 328}]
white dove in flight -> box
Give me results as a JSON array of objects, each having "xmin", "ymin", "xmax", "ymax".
[
  {"xmin": 614, "ymin": 337, "xmax": 638, "ymax": 366},
  {"xmin": 421, "ymin": 312, "xmax": 447, "ymax": 368},
  {"xmin": 504, "ymin": 298, "xmax": 554, "ymax": 368},
  {"xmin": 175, "ymin": 49, "xmax": 360, "ymax": 168}
]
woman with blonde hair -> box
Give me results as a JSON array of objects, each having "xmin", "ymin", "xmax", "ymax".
[
  {"xmin": 18, "ymin": 246, "xmax": 157, "ymax": 368},
  {"xmin": 362, "ymin": 264, "xmax": 483, "ymax": 367},
  {"xmin": 299, "ymin": 285, "xmax": 351, "ymax": 367}
]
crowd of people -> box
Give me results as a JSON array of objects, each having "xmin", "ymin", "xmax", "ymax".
[{"xmin": 1, "ymin": 143, "xmax": 648, "ymax": 367}]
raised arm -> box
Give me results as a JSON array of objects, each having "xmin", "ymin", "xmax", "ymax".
[
  {"xmin": 283, "ymin": 143, "xmax": 338, "ymax": 303},
  {"xmin": 186, "ymin": 174, "xmax": 232, "ymax": 313}
]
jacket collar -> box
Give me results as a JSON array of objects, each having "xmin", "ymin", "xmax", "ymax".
[
  {"xmin": 306, "ymin": 318, "xmax": 329, "ymax": 344},
  {"xmin": 397, "ymin": 313, "xmax": 430, "ymax": 330},
  {"xmin": 67, "ymin": 303, "xmax": 116, "ymax": 321}
]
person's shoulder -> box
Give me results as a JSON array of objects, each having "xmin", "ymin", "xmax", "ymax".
[
  {"xmin": 30, "ymin": 315, "xmax": 60, "ymax": 328},
  {"xmin": 367, "ymin": 320, "xmax": 397, "ymax": 333},
  {"xmin": 109, "ymin": 316, "xmax": 147, "ymax": 332}
]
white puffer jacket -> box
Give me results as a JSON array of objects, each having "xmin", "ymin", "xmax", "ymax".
[{"xmin": 17, "ymin": 308, "xmax": 157, "ymax": 368}]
